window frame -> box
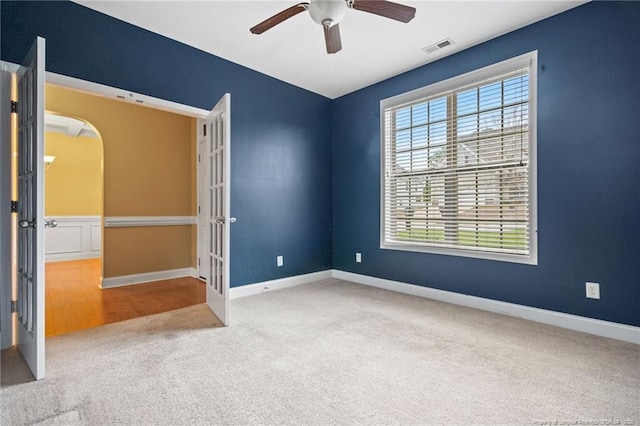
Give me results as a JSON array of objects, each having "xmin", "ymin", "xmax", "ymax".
[{"xmin": 379, "ymin": 52, "xmax": 538, "ymax": 265}]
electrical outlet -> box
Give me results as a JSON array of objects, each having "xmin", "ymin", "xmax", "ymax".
[
  {"xmin": 277, "ymin": 255, "xmax": 283, "ymax": 267},
  {"xmin": 356, "ymin": 252, "xmax": 362, "ymax": 263},
  {"xmin": 586, "ymin": 282, "xmax": 600, "ymax": 299}
]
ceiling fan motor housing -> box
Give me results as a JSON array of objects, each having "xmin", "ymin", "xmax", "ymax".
[{"xmin": 308, "ymin": 0, "xmax": 348, "ymax": 27}]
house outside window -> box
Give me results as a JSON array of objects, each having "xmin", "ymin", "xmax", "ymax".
[{"xmin": 380, "ymin": 52, "xmax": 538, "ymax": 265}]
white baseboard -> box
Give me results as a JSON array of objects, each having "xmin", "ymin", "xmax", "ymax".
[
  {"xmin": 230, "ymin": 270, "xmax": 333, "ymax": 300},
  {"xmin": 332, "ymin": 270, "xmax": 640, "ymax": 345},
  {"xmin": 102, "ymin": 267, "xmax": 199, "ymax": 289},
  {"xmin": 46, "ymin": 252, "xmax": 101, "ymax": 263},
  {"xmin": 99, "ymin": 265, "xmax": 638, "ymax": 344}
]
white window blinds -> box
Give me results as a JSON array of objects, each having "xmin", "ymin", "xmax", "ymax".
[{"xmin": 381, "ymin": 53, "xmax": 537, "ymax": 263}]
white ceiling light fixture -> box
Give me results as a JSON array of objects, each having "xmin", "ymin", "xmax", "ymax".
[
  {"xmin": 308, "ymin": 0, "xmax": 347, "ymax": 27},
  {"xmin": 308, "ymin": 0, "xmax": 349, "ymax": 53},
  {"xmin": 44, "ymin": 155, "xmax": 56, "ymax": 169}
]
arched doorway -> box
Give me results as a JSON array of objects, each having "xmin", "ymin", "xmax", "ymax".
[{"xmin": 43, "ymin": 112, "xmax": 105, "ymax": 336}]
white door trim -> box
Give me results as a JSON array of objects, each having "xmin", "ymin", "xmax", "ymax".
[
  {"xmin": 0, "ymin": 61, "xmax": 211, "ymax": 119},
  {"xmin": 197, "ymin": 134, "xmax": 207, "ymax": 279},
  {"xmin": 0, "ymin": 63, "xmax": 14, "ymax": 350}
]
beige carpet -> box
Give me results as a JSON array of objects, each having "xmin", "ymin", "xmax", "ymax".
[{"xmin": 1, "ymin": 278, "xmax": 639, "ymax": 425}]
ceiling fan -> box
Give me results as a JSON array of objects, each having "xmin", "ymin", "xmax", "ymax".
[{"xmin": 250, "ymin": 0, "xmax": 416, "ymax": 54}]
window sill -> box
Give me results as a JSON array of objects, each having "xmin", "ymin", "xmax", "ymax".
[{"xmin": 380, "ymin": 241, "xmax": 538, "ymax": 265}]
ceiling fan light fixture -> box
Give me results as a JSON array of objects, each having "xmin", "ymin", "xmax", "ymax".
[
  {"xmin": 308, "ymin": 0, "xmax": 347, "ymax": 27},
  {"xmin": 250, "ymin": 0, "xmax": 417, "ymax": 55}
]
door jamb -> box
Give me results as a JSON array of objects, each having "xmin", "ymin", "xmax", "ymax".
[
  {"xmin": 197, "ymin": 136, "xmax": 206, "ymax": 281},
  {"xmin": 0, "ymin": 64, "xmax": 14, "ymax": 349}
]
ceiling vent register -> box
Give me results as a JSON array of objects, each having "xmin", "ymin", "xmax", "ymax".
[{"xmin": 422, "ymin": 38, "xmax": 455, "ymax": 55}]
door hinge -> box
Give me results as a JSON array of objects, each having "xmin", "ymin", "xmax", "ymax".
[
  {"xmin": 198, "ymin": 258, "xmax": 201, "ymax": 266},
  {"xmin": 203, "ymin": 124, "xmax": 207, "ymax": 137},
  {"xmin": 11, "ymin": 300, "xmax": 17, "ymax": 313},
  {"xmin": 11, "ymin": 200, "xmax": 18, "ymax": 213},
  {"xmin": 198, "ymin": 205, "xmax": 201, "ymax": 214},
  {"xmin": 11, "ymin": 101, "xmax": 18, "ymax": 113},
  {"xmin": 198, "ymin": 154, "xmax": 200, "ymax": 163}
]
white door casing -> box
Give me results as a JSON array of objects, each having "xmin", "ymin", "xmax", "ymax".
[
  {"xmin": 200, "ymin": 94, "xmax": 231, "ymax": 326},
  {"xmin": 15, "ymin": 37, "xmax": 46, "ymax": 380},
  {"xmin": 197, "ymin": 137, "xmax": 207, "ymax": 279},
  {"xmin": 0, "ymin": 61, "xmax": 14, "ymax": 350}
]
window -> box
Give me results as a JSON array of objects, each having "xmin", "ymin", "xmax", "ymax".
[{"xmin": 381, "ymin": 52, "xmax": 537, "ymax": 264}]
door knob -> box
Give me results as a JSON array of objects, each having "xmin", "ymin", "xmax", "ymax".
[
  {"xmin": 44, "ymin": 219, "xmax": 58, "ymax": 228},
  {"xmin": 215, "ymin": 217, "xmax": 236, "ymax": 224},
  {"xmin": 18, "ymin": 220, "xmax": 34, "ymax": 229}
]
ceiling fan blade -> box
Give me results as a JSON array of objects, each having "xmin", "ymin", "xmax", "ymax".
[
  {"xmin": 351, "ymin": 0, "xmax": 416, "ymax": 23},
  {"xmin": 323, "ymin": 23, "xmax": 342, "ymax": 54},
  {"xmin": 250, "ymin": 3, "xmax": 309, "ymax": 34}
]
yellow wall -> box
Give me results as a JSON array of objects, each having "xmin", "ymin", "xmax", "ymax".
[
  {"xmin": 45, "ymin": 131, "xmax": 102, "ymax": 216},
  {"xmin": 104, "ymin": 227, "xmax": 193, "ymax": 277},
  {"xmin": 45, "ymin": 85, "xmax": 196, "ymax": 278}
]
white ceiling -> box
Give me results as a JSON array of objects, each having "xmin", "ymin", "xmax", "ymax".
[{"xmin": 74, "ymin": 0, "xmax": 586, "ymax": 99}]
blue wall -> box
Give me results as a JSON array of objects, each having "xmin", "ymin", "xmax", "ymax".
[
  {"xmin": 0, "ymin": 1, "xmax": 333, "ymax": 286},
  {"xmin": 332, "ymin": 1, "xmax": 640, "ymax": 327}
]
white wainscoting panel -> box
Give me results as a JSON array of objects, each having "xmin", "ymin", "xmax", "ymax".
[
  {"xmin": 90, "ymin": 225, "xmax": 101, "ymax": 251},
  {"xmin": 45, "ymin": 216, "xmax": 101, "ymax": 262}
]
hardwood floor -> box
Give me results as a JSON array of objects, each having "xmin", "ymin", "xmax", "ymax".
[{"xmin": 45, "ymin": 259, "xmax": 207, "ymax": 337}]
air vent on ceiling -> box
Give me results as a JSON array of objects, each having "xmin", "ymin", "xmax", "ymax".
[{"xmin": 422, "ymin": 38, "xmax": 455, "ymax": 55}]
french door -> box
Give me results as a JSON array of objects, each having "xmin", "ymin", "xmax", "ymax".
[
  {"xmin": 15, "ymin": 37, "xmax": 46, "ymax": 380},
  {"xmin": 199, "ymin": 94, "xmax": 231, "ymax": 326}
]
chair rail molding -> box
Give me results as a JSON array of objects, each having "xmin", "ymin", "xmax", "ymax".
[{"xmin": 104, "ymin": 216, "xmax": 197, "ymax": 227}]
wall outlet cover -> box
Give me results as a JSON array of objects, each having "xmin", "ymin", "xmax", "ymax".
[{"xmin": 586, "ymin": 282, "xmax": 600, "ymax": 299}]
